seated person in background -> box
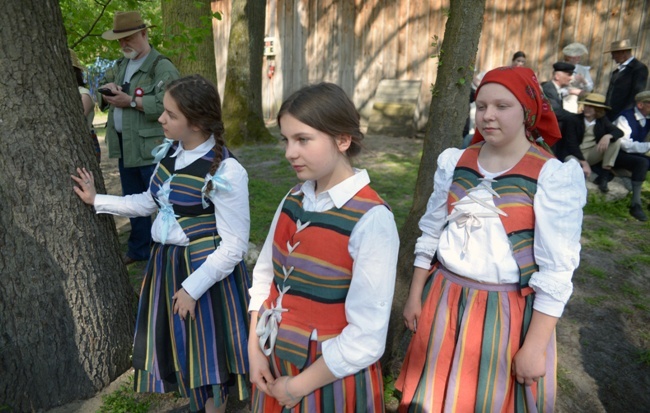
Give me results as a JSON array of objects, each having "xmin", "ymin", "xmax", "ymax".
[
  {"xmin": 562, "ymin": 42, "xmax": 594, "ymax": 113},
  {"xmin": 612, "ymin": 90, "xmax": 650, "ymax": 221},
  {"xmin": 564, "ymin": 94, "xmax": 623, "ymax": 192},
  {"xmin": 542, "ymin": 62, "xmax": 584, "ymax": 171},
  {"xmin": 511, "ymin": 51, "xmax": 526, "ymax": 67}
]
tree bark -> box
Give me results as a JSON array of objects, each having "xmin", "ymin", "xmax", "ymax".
[
  {"xmin": 0, "ymin": 1, "xmax": 136, "ymax": 410},
  {"xmin": 222, "ymin": 0, "xmax": 275, "ymax": 146},
  {"xmin": 161, "ymin": 0, "xmax": 218, "ymax": 85},
  {"xmin": 384, "ymin": 0, "xmax": 487, "ymax": 374}
]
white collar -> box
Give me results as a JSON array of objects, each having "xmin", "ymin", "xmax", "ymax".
[
  {"xmin": 584, "ymin": 118, "xmax": 596, "ymax": 127},
  {"xmin": 298, "ymin": 169, "xmax": 371, "ymax": 209},
  {"xmin": 171, "ymin": 135, "xmax": 216, "ymax": 158},
  {"xmin": 618, "ymin": 56, "xmax": 635, "ymax": 69}
]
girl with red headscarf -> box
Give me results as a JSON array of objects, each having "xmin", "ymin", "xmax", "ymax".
[{"xmin": 396, "ymin": 67, "xmax": 586, "ymax": 412}]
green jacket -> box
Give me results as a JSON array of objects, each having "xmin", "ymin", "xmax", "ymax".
[{"xmin": 100, "ymin": 47, "xmax": 180, "ymax": 168}]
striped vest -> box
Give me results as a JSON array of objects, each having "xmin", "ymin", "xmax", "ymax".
[
  {"xmin": 262, "ymin": 184, "xmax": 389, "ymax": 368},
  {"xmin": 149, "ymin": 144, "xmax": 230, "ymax": 268},
  {"xmin": 448, "ymin": 143, "xmax": 554, "ymax": 295}
]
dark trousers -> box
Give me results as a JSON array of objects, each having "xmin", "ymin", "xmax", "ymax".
[
  {"xmin": 614, "ymin": 151, "xmax": 650, "ymax": 182},
  {"xmin": 117, "ymin": 132, "xmax": 156, "ymax": 261}
]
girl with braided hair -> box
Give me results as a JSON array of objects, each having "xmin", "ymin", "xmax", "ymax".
[{"xmin": 72, "ymin": 74, "xmax": 250, "ymax": 413}]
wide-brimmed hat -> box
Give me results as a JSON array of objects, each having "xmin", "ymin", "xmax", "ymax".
[
  {"xmin": 69, "ymin": 49, "xmax": 84, "ymax": 71},
  {"xmin": 563, "ymin": 42, "xmax": 589, "ymax": 57},
  {"xmin": 604, "ymin": 39, "xmax": 636, "ymax": 53},
  {"xmin": 580, "ymin": 93, "xmax": 610, "ymax": 109},
  {"xmin": 102, "ymin": 11, "xmax": 149, "ymax": 40}
]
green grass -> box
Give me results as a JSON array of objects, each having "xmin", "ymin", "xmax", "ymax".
[
  {"xmin": 581, "ymin": 227, "xmax": 617, "ymax": 251},
  {"xmin": 637, "ymin": 349, "xmax": 650, "ymax": 366},
  {"xmin": 236, "ymin": 141, "xmax": 421, "ymax": 247},
  {"xmin": 584, "ymin": 266, "xmax": 607, "ymax": 280},
  {"xmin": 99, "ymin": 376, "xmax": 152, "ymax": 413},
  {"xmin": 583, "ymin": 295, "xmax": 608, "ymax": 306}
]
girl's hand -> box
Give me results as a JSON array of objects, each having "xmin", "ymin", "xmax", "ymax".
[
  {"xmin": 172, "ymin": 288, "xmax": 196, "ymax": 321},
  {"xmin": 248, "ymin": 339, "xmax": 275, "ymax": 395},
  {"xmin": 71, "ymin": 167, "xmax": 97, "ymax": 205},
  {"xmin": 597, "ymin": 135, "xmax": 612, "ymax": 153},
  {"xmin": 403, "ymin": 294, "xmax": 422, "ymax": 332},
  {"xmin": 267, "ymin": 376, "xmax": 302, "ymax": 409},
  {"xmin": 512, "ymin": 342, "xmax": 547, "ymax": 386}
]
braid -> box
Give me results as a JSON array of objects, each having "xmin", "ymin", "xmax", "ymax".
[
  {"xmin": 165, "ymin": 75, "xmax": 226, "ymax": 197},
  {"xmin": 205, "ymin": 133, "xmax": 226, "ymax": 194}
]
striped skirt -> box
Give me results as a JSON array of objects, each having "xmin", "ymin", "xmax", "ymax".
[
  {"xmin": 252, "ymin": 340, "xmax": 385, "ymax": 412},
  {"xmin": 396, "ymin": 266, "xmax": 556, "ymax": 413},
  {"xmin": 132, "ymin": 242, "xmax": 250, "ymax": 412}
]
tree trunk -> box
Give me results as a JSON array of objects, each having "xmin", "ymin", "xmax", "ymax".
[
  {"xmin": 222, "ymin": 0, "xmax": 274, "ymax": 146},
  {"xmin": 0, "ymin": 1, "xmax": 136, "ymax": 410},
  {"xmin": 161, "ymin": 0, "xmax": 218, "ymax": 85},
  {"xmin": 384, "ymin": 0, "xmax": 487, "ymax": 375}
]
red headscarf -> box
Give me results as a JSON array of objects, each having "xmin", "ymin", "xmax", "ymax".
[{"xmin": 470, "ymin": 66, "xmax": 562, "ymax": 147}]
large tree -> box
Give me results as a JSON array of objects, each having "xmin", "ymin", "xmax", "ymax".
[
  {"xmin": 161, "ymin": 0, "xmax": 219, "ymax": 83},
  {"xmin": 0, "ymin": 1, "xmax": 135, "ymax": 410},
  {"xmin": 222, "ymin": 0, "xmax": 275, "ymax": 146},
  {"xmin": 385, "ymin": 0, "xmax": 487, "ymax": 372}
]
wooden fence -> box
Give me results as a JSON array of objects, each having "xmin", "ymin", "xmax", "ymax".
[{"xmin": 212, "ymin": 0, "xmax": 650, "ymax": 127}]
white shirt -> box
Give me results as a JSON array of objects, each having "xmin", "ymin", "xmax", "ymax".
[
  {"xmin": 414, "ymin": 148, "xmax": 586, "ymax": 317},
  {"xmin": 248, "ymin": 169, "xmax": 399, "ymax": 378},
  {"xmin": 614, "ymin": 107, "xmax": 650, "ymax": 153},
  {"xmin": 94, "ymin": 137, "xmax": 250, "ymax": 300}
]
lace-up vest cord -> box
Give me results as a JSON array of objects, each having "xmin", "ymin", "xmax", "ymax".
[
  {"xmin": 259, "ymin": 184, "xmax": 388, "ymax": 369},
  {"xmin": 448, "ymin": 143, "xmax": 554, "ymax": 295}
]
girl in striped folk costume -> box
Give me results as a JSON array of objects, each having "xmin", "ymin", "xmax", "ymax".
[
  {"xmin": 248, "ymin": 83, "xmax": 399, "ymax": 412},
  {"xmin": 396, "ymin": 67, "xmax": 587, "ymax": 413},
  {"xmin": 72, "ymin": 75, "xmax": 250, "ymax": 413}
]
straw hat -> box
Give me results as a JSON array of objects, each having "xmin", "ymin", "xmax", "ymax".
[
  {"xmin": 69, "ymin": 49, "xmax": 84, "ymax": 71},
  {"xmin": 563, "ymin": 42, "xmax": 589, "ymax": 57},
  {"xmin": 580, "ymin": 93, "xmax": 610, "ymax": 109},
  {"xmin": 603, "ymin": 39, "xmax": 636, "ymax": 53},
  {"xmin": 102, "ymin": 11, "xmax": 149, "ymax": 40}
]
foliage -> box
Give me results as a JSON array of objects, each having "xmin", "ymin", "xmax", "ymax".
[
  {"xmin": 60, "ymin": 0, "xmax": 222, "ymax": 80},
  {"xmin": 60, "ymin": 0, "xmax": 163, "ymax": 64},
  {"xmin": 99, "ymin": 376, "xmax": 152, "ymax": 413},
  {"xmin": 383, "ymin": 374, "xmax": 400, "ymax": 405}
]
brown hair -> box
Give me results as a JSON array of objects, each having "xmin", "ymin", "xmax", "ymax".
[
  {"xmin": 277, "ymin": 82, "xmax": 364, "ymax": 157},
  {"xmin": 165, "ymin": 75, "xmax": 225, "ymax": 194}
]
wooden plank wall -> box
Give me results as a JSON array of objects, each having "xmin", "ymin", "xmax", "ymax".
[{"xmin": 212, "ymin": 0, "xmax": 650, "ymax": 126}]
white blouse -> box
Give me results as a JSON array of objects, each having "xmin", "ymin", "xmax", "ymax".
[
  {"xmin": 94, "ymin": 137, "xmax": 250, "ymax": 300},
  {"xmin": 414, "ymin": 148, "xmax": 586, "ymax": 317},
  {"xmin": 248, "ymin": 169, "xmax": 399, "ymax": 378}
]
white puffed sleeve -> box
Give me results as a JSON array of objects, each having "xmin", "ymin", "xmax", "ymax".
[
  {"xmin": 529, "ymin": 158, "xmax": 587, "ymax": 317},
  {"xmin": 414, "ymin": 148, "xmax": 463, "ymax": 268}
]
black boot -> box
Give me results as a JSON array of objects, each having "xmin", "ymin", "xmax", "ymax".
[
  {"xmin": 595, "ymin": 171, "xmax": 611, "ymax": 193},
  {"xmin": 629, "ymin": 204, "xmax": 648, "ymax": 221}
]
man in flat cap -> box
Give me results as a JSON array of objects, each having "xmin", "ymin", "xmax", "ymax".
[
  {"xmin": 611, "ymin": 90, "xmax": 650, "ymax": 221},
  {"xmin": 98, "ymin": 11, "xmax": 180, "ymax": 264},
  {"xmin": 543, "ymin": 62, "xmax": 590, "ymax": 176},
  {"xmin": 562, "ymin": 42, "xmax": 594, "ymax": 113},
  {"xmin": 605, "ymin": 39, "xmax": 648, "ymax": 121}
]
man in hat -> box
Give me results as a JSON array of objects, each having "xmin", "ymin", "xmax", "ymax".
[
  {"xmin": 611, "ymin": 90, "xmax": 650, "ymax": 221},
  {"xmin": 542, "ymin": 62, "xmax": 590, "ymax": 176},
  {"xmin": 604, "ymin": 39, "xmax": 648, "ymax": 121},
  {"xmin": 562, "ymin": 42, "xmax": 594, "ymax": 113},
  {"xmin": 98, "ymin": 11, "xmax": 180, "ymax": 264}
]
